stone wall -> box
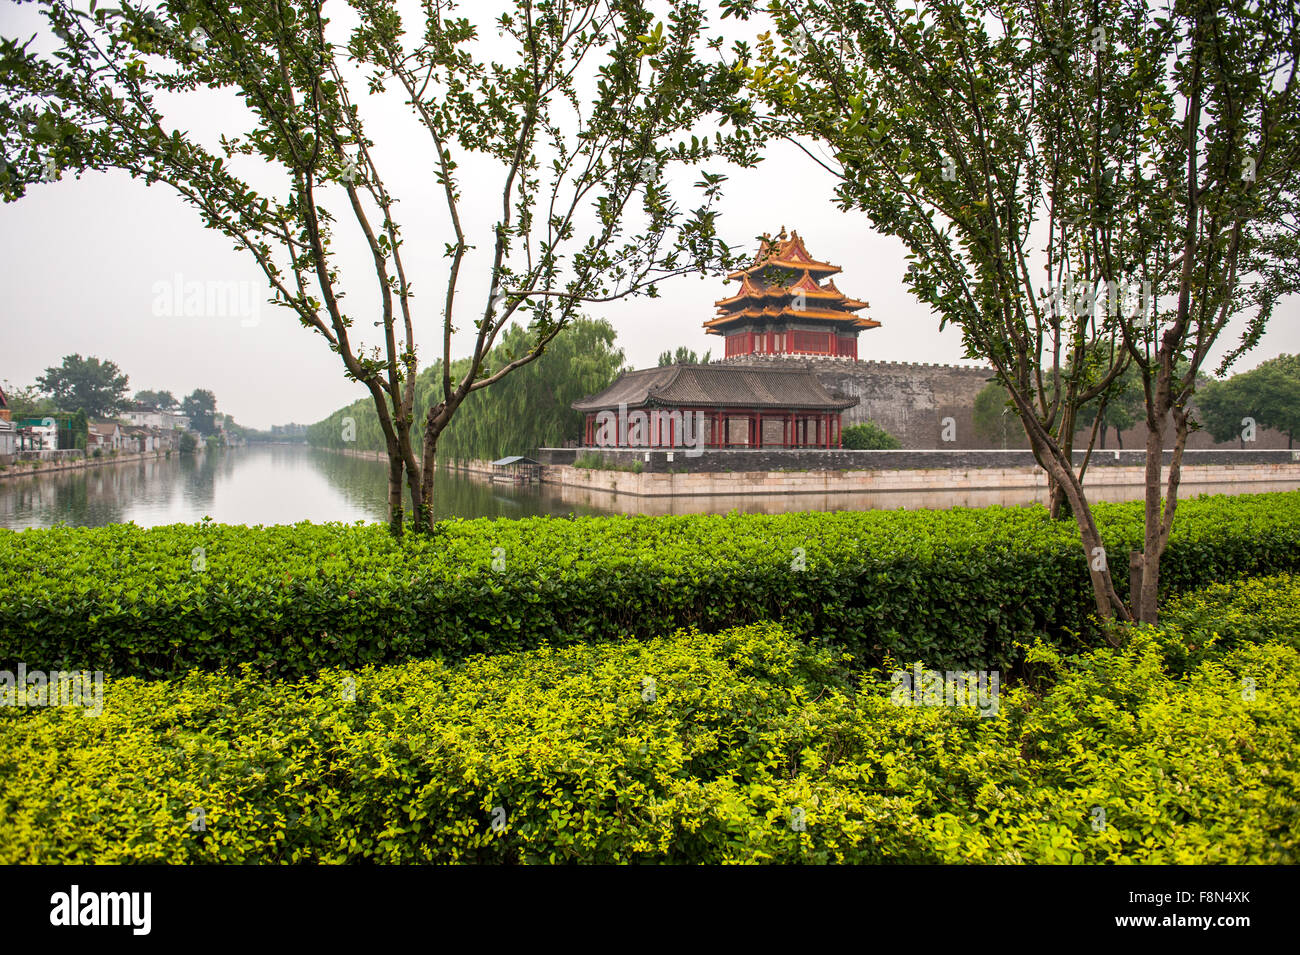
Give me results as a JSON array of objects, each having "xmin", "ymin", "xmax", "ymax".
[
  {"xmin": 539, "ymin": 458, "xmax": 1300, "ymax": 499},
  {"xmin": 716, "ymin": 354, "xmax": 1295, "ymax": 451},
  {"xmin": 721, "ymin": 355, "xmax": 999, "ymax": 449},
  {"xmin": 536, "ymin": 446, "xmax": 1300, "ymax": 474}
]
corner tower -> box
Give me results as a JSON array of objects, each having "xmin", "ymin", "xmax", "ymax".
[{"xmin": 706, "ymin": 229, "xmax": 878, "ymax": 361}]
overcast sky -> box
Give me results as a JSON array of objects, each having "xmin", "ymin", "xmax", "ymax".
[{"xmin": 2, "ymin": 2, "xmax": 1297, "ymax": 430}]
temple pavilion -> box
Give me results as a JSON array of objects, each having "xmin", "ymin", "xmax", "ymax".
[
  {"xmin": 572, "ymin": 230, "xmax": 872, "ymax": 450},
  {"xmin": 708, "ymin": 229, "xmax": 879, "ymax": 359}
]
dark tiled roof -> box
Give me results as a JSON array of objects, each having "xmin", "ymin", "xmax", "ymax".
[{"xmin": 572, "ymin": 364, "xmax": 858, "ymax": 412}]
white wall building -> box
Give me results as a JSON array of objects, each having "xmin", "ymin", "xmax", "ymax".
[{"xmin": 123, "ymin": 409, "xmax": 190, "ymax": 431}]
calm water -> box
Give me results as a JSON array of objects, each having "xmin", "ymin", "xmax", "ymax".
[
  {"xmin": 1, "ymin": 444, "xmax": 1298, "ymax": 530},
  {"xmin": 0, "ymin": 446, "xmax": 608, "ymax": 530}
]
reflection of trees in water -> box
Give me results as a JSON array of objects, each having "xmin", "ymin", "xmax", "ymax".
[
  {"xmin": 0, "ymin": 447, "xmax": 613, "ymax": 529},
  {"xmin": 9, "ymin": 446, "xmax": 1299, "ymax": 530},
  {"xmin": 180, "ymin": 450, "xmax": 226, "ymax": 511},
  {"xmin": 309, "ymin": 448, "xmax": 608, "ymax": 521},
  {"xmin": 0, "ymin": 458, "xmax": 164, "ymax": 527}
]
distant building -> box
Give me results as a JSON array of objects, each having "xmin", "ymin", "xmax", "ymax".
[
  {"xmin": 707, "ymin": 229, "xmax": 878, "ymax": 360},
  {"xmin": 87, "ymin": 421, "xmax": 125, "ymax": 452},
  {"xmin": 15, "ymin": 418, "xmax": 59, "ymax": 452},
  {"xmin": 574, "ymin": 230, "xmax": 863, "ymax": 449},
  {"xmin": 122, "ymin": 426, "xmax": 167, "ymax": 453},
  {"xmin": 123, "ymin": 405, "xmax": 190, "ymax": 431},
  {"xmin": 0, "ymin": 386, "xmax": 13, "ymax": 461}
]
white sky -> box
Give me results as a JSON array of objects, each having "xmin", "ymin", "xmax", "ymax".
[{"xmin": 1, "ymin": 2, "xmax": 1296, "ymax": 430}]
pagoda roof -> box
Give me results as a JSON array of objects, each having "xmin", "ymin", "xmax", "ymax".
[
  {"xmin": 572, "ymin": 364, "xmax": 859, "ymax": 412},
  {"xmin": 705, "ymin": 310, "xmax": 881, "ymax": 331},
  {"xmin": 727, "ymin": 230, "xmax": 842, "ymax": 279},
  {"xmin": 711, "ymin": 229, "xmax": 875, "ymax": 334}
]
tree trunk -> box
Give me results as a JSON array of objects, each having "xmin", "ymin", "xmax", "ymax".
[
  {"xmin": 386, "ymin": 446, "xmax": 405, "ymax": 537},
  {"xmin": 1137, "ymin": 416, "xmax": 1163, "ymax": 623},
  {"xmin": 414, "ymin": 400, "xmax": 452, "ymax": 535},
  {"xmin": 1135, "ymin": 405, "xmax": 1191, "ymax": 625},
  {"xmin": 1049, "ymin": 481, "xmax": 1071, "ymax": 520},
  {"xmin": 398, "ymin": 427, "xmax": 425, "ymax": 534},
  {"xmin": 1007, "ymin": 382, "xmax": 1126, "ymax": 624},
  {"xmin": 1026, "ymin": 431, "xmax": 1127, "ymax": 626}
]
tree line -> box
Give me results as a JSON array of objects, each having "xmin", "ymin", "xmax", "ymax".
[
  {"xmin": 308, "ymin": 319, "xmax": 625, "ymax": 463},
  {"xmin": 975, "ymin": 354, "xmax": 1300, "ymax": 450},
  {"xmin": 4, "ymin": 353, "xmax": 225, "ymax": 437}
]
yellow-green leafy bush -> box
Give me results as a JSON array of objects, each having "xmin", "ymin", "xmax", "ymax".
[{"xmin": 2, "ymin": 578, "xmax": 1296, "ymax": 863}]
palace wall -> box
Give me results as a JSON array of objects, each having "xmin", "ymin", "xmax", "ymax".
[
  {"xmin": 720, "ymin": 355, "xmax": 996, "ymax": 449},
  {"xmin": 719, "ymin": 355, "xmax": 1293, "ymax": 451}
]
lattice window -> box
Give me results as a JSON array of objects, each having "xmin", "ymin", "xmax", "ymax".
[{"xmin": 791, "ymin": 330, "xmax": 831, "ymax": 354}]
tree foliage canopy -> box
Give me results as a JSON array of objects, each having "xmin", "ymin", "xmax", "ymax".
[
  {"xmin": 741, "ymin": 0, "xmax": 1300, "ymax": 622},
  {"xmin": 0, "ymin": 0, "xmax": 758, "ymax": 534},
  {"xmin": 840, "ymin": 420, "xmax": 901, "ymax": 449},
  {"xmin": 134, "ymin": 389, "xmax": 178, "ymax": 410},
  {"xmin": 181, "ymin": 388, "xmax": 217, "ymax": 435},
  {"xmin": 34, "ymin": 353, "xmax": 130, "ymax": 419},
  {"xmin": 657, "ymin": 346, "xmax": 711, "ymax": 365},
  {"xmin": 1198, "ymin": 354, "xmax": 1300, "ymax": 447},
  {"xmin": 309, "ymin": 317, "xmax": 625, "ymax": 461}
]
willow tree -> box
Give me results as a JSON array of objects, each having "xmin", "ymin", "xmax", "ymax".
[
  {"xmin": 0, "ymin": 0, "xmax": 756, "ymax": 534},
  {"xmin": 741, "ymin": 0, "xmax": 1300, "ymax": 623},
  {"xmin": 307, "ymin": 315, "xmax": 626, "ymax": 460}
]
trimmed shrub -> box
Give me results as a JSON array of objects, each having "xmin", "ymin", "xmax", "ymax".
[
  {"xmin": 841, "ymin": 421, "xmax": 903, "ymax": 449},
  {"xmin": 2, "ymin": 584, "xmax": 1297, "ymax": 864},
  {"xmin": 3, "ymin": 492, "xmax": 1300, "ymax": 680}
]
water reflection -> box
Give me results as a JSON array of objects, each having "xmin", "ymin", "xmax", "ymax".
[
  {"xmin": 0, "ymin": 446, "xmax": 609, "ymax": 529},
  {"xmin": 2, "ymin": 445, "xmax": 1298, "ymax": 530}
]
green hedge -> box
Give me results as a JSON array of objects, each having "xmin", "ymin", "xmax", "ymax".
[
  {"xmin": 3, "ymin": 491, "xmax": 1300, "ymax": 680},
  {"xmin": 2, "ymin": 580, "xmax": 1297, "ymax": 864}
]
